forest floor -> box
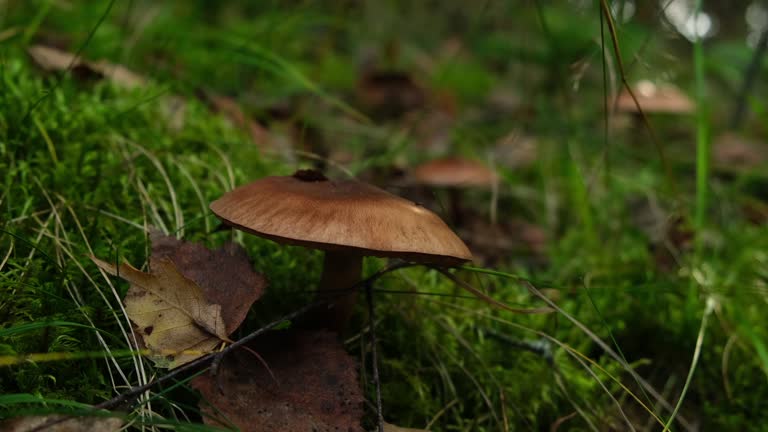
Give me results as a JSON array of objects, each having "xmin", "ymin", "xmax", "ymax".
[{"xmin": 1, "ymin": 1, "xmax": 768, "ymax": 431}]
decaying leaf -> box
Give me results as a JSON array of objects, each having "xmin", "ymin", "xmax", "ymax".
[
  {"xmin": 89, "ymin": 59, "xmax": 146, "ymax": 89},
  {"xmin": 92, "ymin": 256, "xmax": 227, "ymax": 367},
  {"xmin": 27, "ymin": 44, "xmax": 146, "ymax": 89},
  {"xmin": 91, "ymin": 234, "xmax": 265, "ymax": 368},
  {"xmin": 382, "ymin": 423, "xmax": 431, "ymax": 432},
  {"xmin": 192, "ymin": 330, "xmax": 364, "ymax": 432},
  {"xmin": 150, "ymin": 231, "xmax": 266, "ymax": 334},
  {"xmin": 27, "ymin": 45, "xmax": 97, "ymax": 80},
  {"xmin": 1, "ymin": 415, "xmax": 123, "ymax": 432}
]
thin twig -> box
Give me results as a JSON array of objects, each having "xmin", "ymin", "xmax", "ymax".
[
  {"xmin": 366, "ymin": 282, "xmax": 385, "ymax": 432},
  {"xmin": 599, "ymin": 0, "xmax": 678, "ymax": 199},
  {"xmin": 430, "ymin": 267, "xmax": 554, "ymax": 314}
]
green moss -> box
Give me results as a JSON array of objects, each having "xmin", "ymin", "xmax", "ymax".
[{"xmin": 1, "ymin": 1, "xmax": 768, "ymax": 430}]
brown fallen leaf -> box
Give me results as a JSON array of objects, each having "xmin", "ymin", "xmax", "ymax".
[
  {"xmin": 1, "ymin": 415, "xmax": 123, "ymax": 432},
  {"xmin": 27, "ymin": 45, "xmax": 101, "ymax": 81},
  {"xmin": 150, "ymin": 231, "xmax": 266, "ymax": 334},
  {"xmin": 91, "ymin": 235, "xmax": 266, "ymax": 368},
  {"xmin": 192, "ymin": 330, "xmax": 364, "ymax": 432},
  {"xmin": 92, "ymin": 256, "xmax": 227, "ymax": 368},
  {"xmin": 27, "ymin": 44, "xmax": 146, "ymax": 89}
]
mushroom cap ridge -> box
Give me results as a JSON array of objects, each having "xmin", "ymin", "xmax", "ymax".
[{"xmin": 210, "ymin": 174, "xmax": 472, "ymax": 266}]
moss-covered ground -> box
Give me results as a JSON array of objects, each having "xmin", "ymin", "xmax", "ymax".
[{"xmin": 1, "ymin": 1, "xmax": 768, "ymax": 430}]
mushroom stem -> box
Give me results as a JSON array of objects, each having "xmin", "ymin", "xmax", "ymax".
[
  {"xmin": 317, "ymin": 251, "xmax": 363, "ymax": 331},
  {"xmin": 448, "ymin": 188, "xmax": 464, "ymax": 227}
]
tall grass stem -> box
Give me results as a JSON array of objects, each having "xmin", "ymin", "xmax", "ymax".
[{"xmin": 693, "ymin": 0, "xmax": 709, "ymax": 252}]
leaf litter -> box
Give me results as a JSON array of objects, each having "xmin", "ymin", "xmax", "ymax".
[
  {"xmin": 91, "ymin": 232, "xmax": 266, "ymax": 368},
  {"xmin": 0, "ymin": 415, "xmax": 123, "ymax": 432},
  {"xmin": 27, "ymin": 44, "xmax": 147, "ymax": 89},
  {"xmin": 193, "ymin": 329, "xmax": 364, "ymax": 432},
  {"xmin": 382, "ymin": 423, "xmax": 431, "ymax": 432}
]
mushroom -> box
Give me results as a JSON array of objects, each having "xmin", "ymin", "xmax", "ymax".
[
  {"xmin": 712, "ymin": 132, "xmax": 766, "ymax": 171},
  {"xmin": 616, "ymin": 80, "xmax": 695, "ymax": 115},
  {"xmin": 210, "ymin": 169, "xmax": 472, "ymax": 330},
  {"xmin": 410, "ymin": 157, "xmax": 498, "ymax": 226}
]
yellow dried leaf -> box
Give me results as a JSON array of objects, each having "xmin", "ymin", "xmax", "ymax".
[
  {"xmin": 383, "ymin": 423, "xmax": 431, "ymax": 432},
  {"xmin": 1, "ymin": 415, "xmax": 123, "ymax": 432},
  {"xmin": 91, "ymin": 256, "xmax": 228, "ymax": 368},
  {"xmin": 89, "ymin": 60, "xmax": 147, "ymax": 89},
  {"xmin": 27, "ymin": 45, "xmax": 79, "ymax": 71},
  {"xmin": 27, "ymin": 44, "xmax": 147, "ymax": 89}
]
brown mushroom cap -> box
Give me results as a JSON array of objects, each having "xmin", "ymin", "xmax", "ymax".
[
  {"xmin": 412, "ymin": 157, "xmax": 497, "ymax": 188},
  {"xmin": 713, "ymin": 132, "xmax": 767, "ymax": 169},
  {"xmin": 616, "ymin": 80, "xmax": 694, "ymax": 114},
  {"xmin": 210, "ymin": 171, "xmax": 472, "ymax": 265}
]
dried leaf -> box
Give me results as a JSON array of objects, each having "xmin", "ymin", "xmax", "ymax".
[
  {"xmin": 89, "ymin": 59, "xmax": 146, "ymax": 89},
  {"xmin": 92, "ymin": 235, "xmax": 265, "ymax": 367},
  {"xmin": 27, "ymin": 45, "xmax": 100, "ymax": 81},
  {"xmin": 92, "ymin": 256, "xmax": 227, "ymax": 367},
  {"xmin": 382, "ymin": 423, "xmax": 431, "ymax": 432},
  {"xmin": 150, "ymin": 231, "xmax": 266, "ymax": 334},
  {"xmin": 27, "ymin": 44, "xmax": 146, "ymax": 89},
  {"xmin": 1, "ymin": 415, "xmax": 122, "ymax": 432},
  {"xmin": 28, "ymin": 45, "xmax": 80, "ymax": 70},
  {"xmin": 193, "ymin": 330, "xmax": 364, "ymax": 432}
]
